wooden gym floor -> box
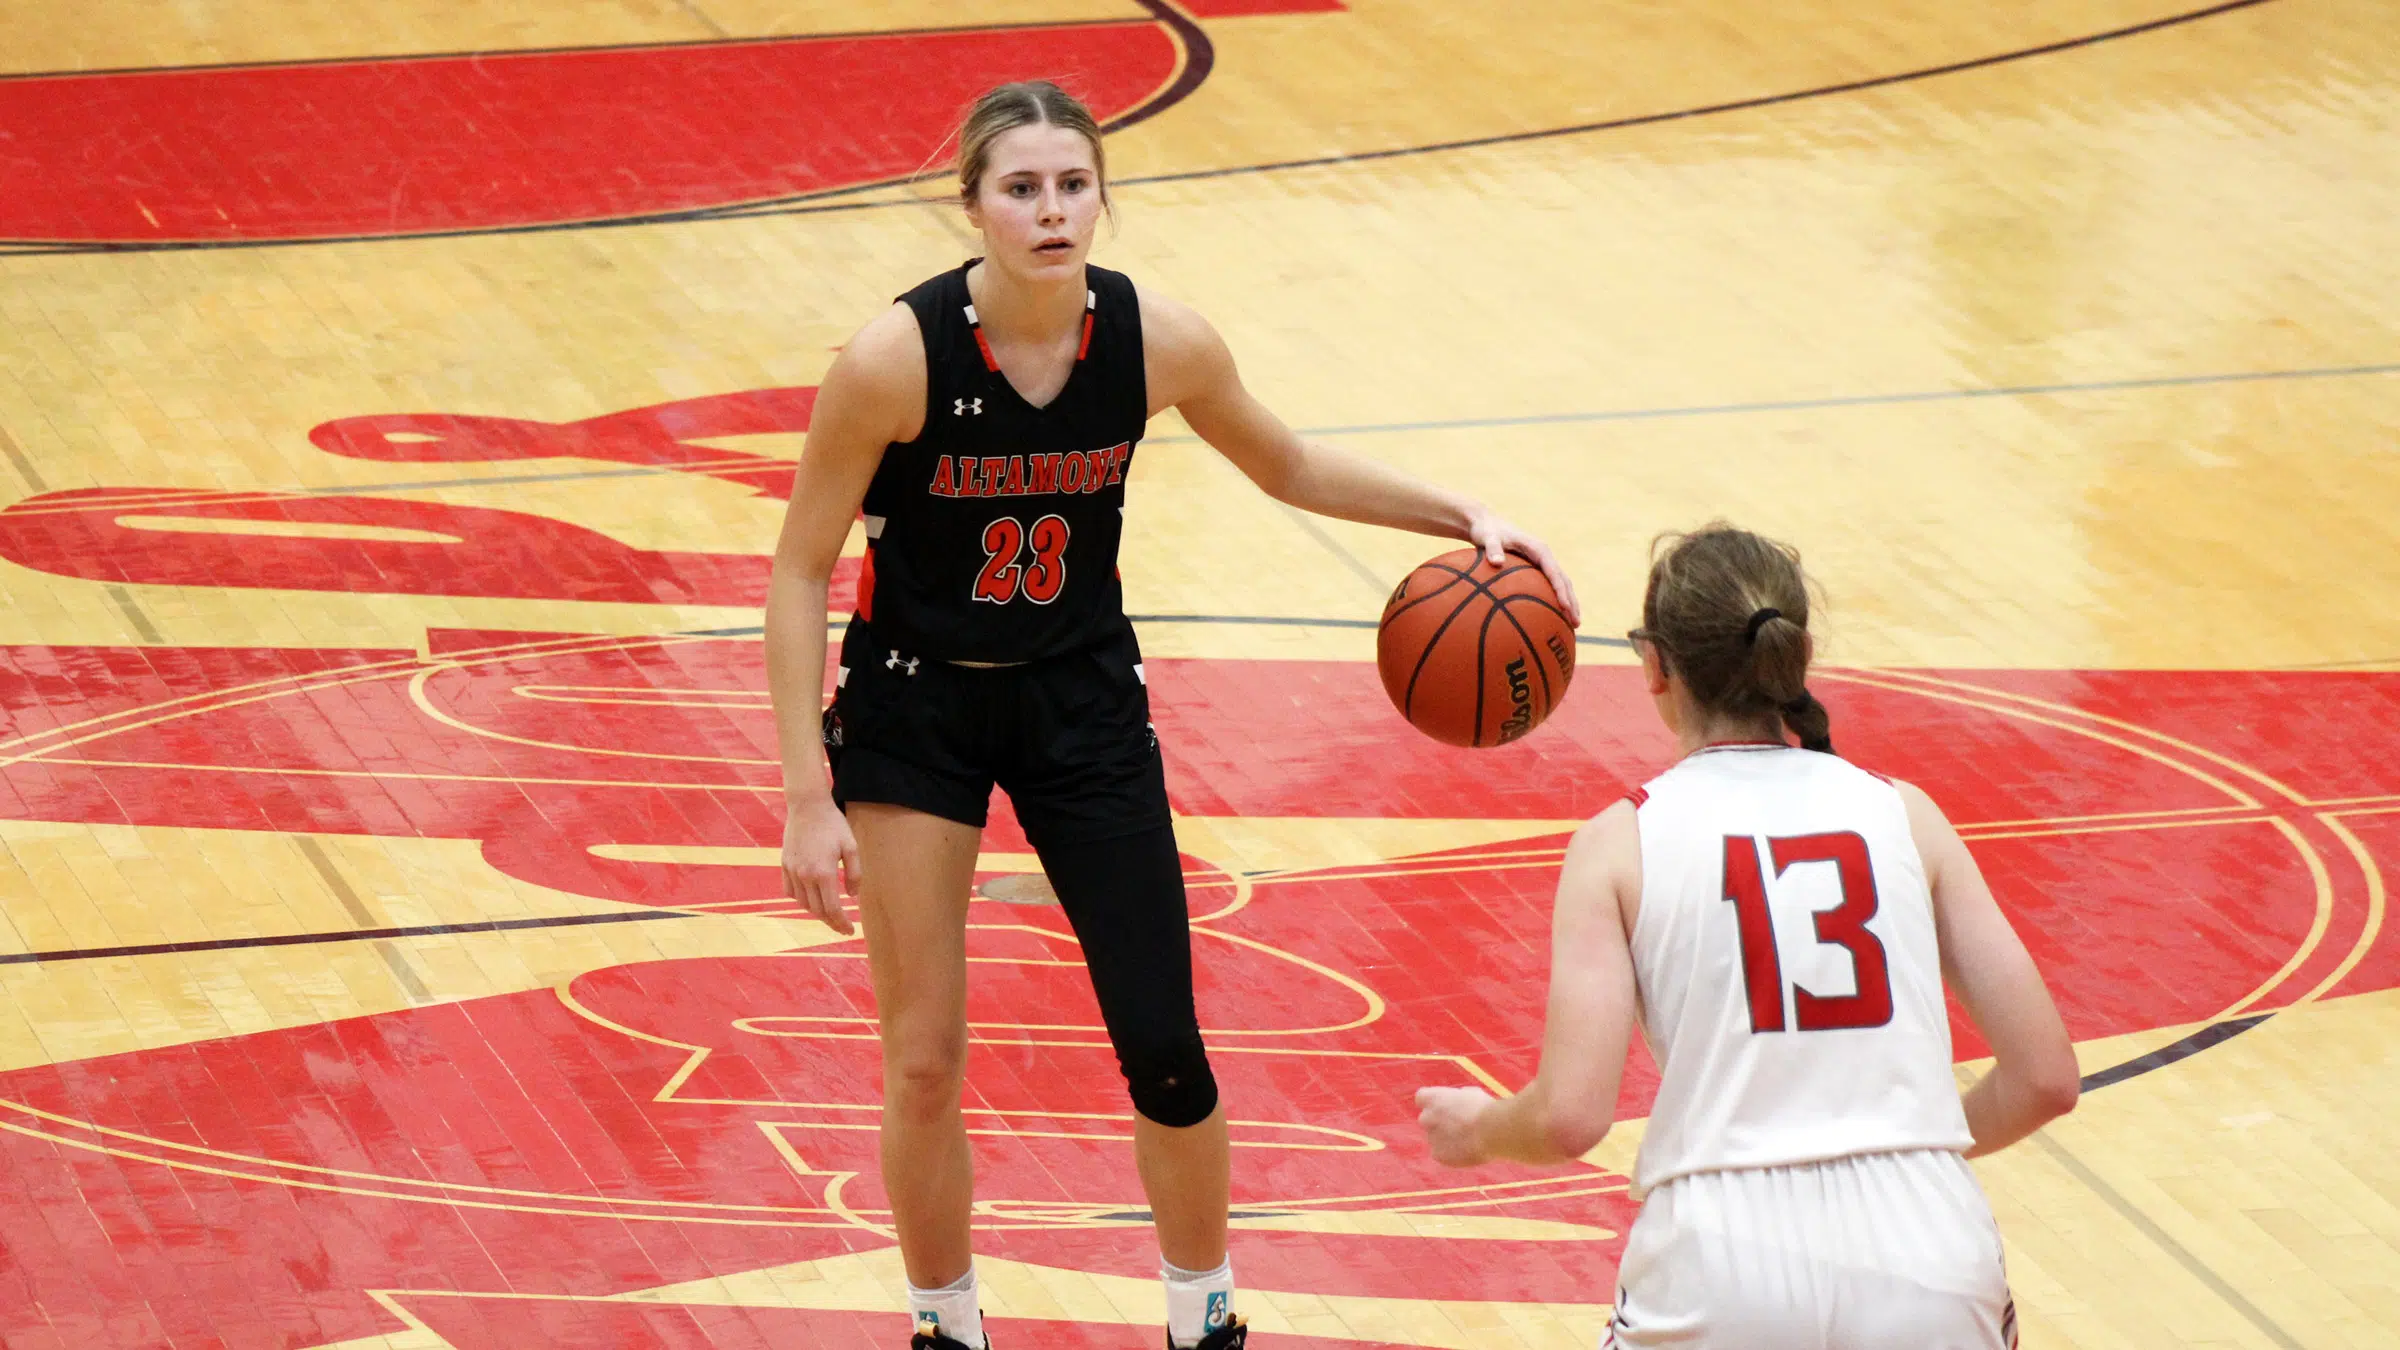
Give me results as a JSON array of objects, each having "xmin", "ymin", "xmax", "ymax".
[{"xmin": 1, "ymin": 1, "xmax": 2396, "ymax": 1346}]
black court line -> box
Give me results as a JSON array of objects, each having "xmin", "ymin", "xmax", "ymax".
[
  {"xmin": 710, "ymin": 614, "xmax": 1637, "ymax": 647},
  {"xmin": 1106, "ymin": 0, "xmax": 2278, "ymax": 190},
  {"xmin": 2077, "ymin": 1012, "xmax": 2270, "ymax": 1092},
  {"xmin": 28, "ymin": 354, "xmax": 2379, "ymax": 520},
  {"xmin": 0, "ymin": 0, "xmax": 2271, "ymax": 257},
  {"xmin": 0, "ymin": 0, "xmax": 1211, "ymax": 255},
  {"xmin": 0, "ymin": 843, "xmax": 2276, "ymax": 1095},
  {"xmin": 681, "ymin": 0, "xmax": 2282, "ymax": 224},
  {"xmin": 0, "ymin": 908, "xmax": 696, "ymax": 967}
]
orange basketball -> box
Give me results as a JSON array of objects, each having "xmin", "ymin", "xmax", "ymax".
[{"xmin": 1378, "ymin": 548, "xmax": 1576, "ymax": 747}]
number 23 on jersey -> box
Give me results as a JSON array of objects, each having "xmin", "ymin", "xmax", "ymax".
[
  {"xmin": 974, "ymin": 514, "xmax": 1070, "ymax": 605},
  {"xmin": 1722, "ymin": 831, "xmax": 1896, "ymax": 1034}
]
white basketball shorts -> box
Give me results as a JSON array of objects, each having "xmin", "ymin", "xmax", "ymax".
[{"xmin": 1605, "ymin": 1148, "xmax": 2016, "ymax": 1350}]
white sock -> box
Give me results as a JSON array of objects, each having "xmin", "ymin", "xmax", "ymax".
[
  {"xmin": 907, "ymin": 1267, "xmax": 984, "ymax": 1348},
  {"xmin": 1162, "ymin": 1256, "xmax": 1234, "ymax": 1348}
]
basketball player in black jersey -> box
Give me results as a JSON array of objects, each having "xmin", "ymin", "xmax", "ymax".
[{"xmin": 766, "ymin": 81, "xmax": 1580, "ymax": 1350}]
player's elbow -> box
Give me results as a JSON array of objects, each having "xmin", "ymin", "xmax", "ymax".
[
  {"xmin": 2030, "ymin": 1060, "xmax": 2080, "ymax": 1122},
  {"xmin": 1538, "ymin": 1103, "xmax": 1611, "ymax": 1161}
]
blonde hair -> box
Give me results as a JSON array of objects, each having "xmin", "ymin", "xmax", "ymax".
[{"xmin": 954, "ymin": 80, "xmax": 1112, "ymax": 215}]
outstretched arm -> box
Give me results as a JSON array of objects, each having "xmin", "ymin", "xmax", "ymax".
[
  {"xmin": 1143, "ymin": 288, "xmax": 1580, "ymax": 624},
  {"xmin": 1417, "ymin": 804, "xmax": 1640, "ymax": 1165},
  {"xmin": 1899, "ymin": 780, "xmax": 2080, "ymax": 1155}
]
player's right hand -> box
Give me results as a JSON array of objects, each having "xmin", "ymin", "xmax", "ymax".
[{"xmin": 782, "ymin": 796, "xmax": 860, "ymax": 936}]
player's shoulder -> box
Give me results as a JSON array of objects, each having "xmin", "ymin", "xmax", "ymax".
[
  {"xmin": 1134, "ymin": 282, "xmax": 1232, "ymax": 408},
  {"xmin": 844, "ymin": 301, "xmax": 926, "ymax": 367},
  {"xmin": 827, "ymin": 304, "xmax": 926, "ymax": 396},
  {"xmin": 809, "ymin": 303, "xmax": 928, "ymax": 445},
  {"xmin": 1581, "ymin": 799, "xmax": 1642, "ymax": 862},
  {"xmin": 1134, "ymin": 281, "xmax": 1216, "ymax": 353}
]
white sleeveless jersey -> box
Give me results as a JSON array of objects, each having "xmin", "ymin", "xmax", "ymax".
[{"xmin": 1628, "ymin": 745, "xmax": 1972, "ymax": 1197}]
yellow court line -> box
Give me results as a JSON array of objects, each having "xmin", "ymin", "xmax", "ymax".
[
  {"xmin": 555, "ymin": 978, "xmax": 715, "ymax": 1102},
  {"xmin": 2216, "ymin": 816, "xmax": 2339, "ymax": 1019},
  {"xmin": 407, "ymin": 663, "xmax": 779, "ymax": 767},
  {"xmin": 673, "ymin": 1033, "xmax": 1511, "ymax": 1065},
  {"xmin": 818, "ymin": 1169, "xmax": 895, "ymax": 1238},
  {"xmin": 32, "ymin": 754, "xmax": 780, "ymax": 794},
  {"xmin": 1247, "ymin": 1168, "xmax": 1629, "ymax": 1212},
  {"xmin": 2300, "ymin": 814, "xmax": 2389, "ymax": 1005},
  {"xmin": 1367, "ymin": 1181, "xmax": 1630, "ymax": 1214},
  {"xmin": 1818, "ymin": 671, "xmax": 2262, "ymax": 809},
  {"xmin": 1956, "ymin": 804, "xmax": 2272, "ymax": 830},
  {"xmin": 0, "ymin": 629, "xmax": 697, "ymax": 760},
  {"xmin": 0, "ymin": 457, "xmax": 791, "ymax": 520},
  {"xmin": 1190, "ymin": 923, "xmax": 1385, "ymax": 1034},
  {"xmin": 1960, "ymin": 815, "xmax": 2271, "ymax": 843},
  {"xmin": 1184, "ymin": 838, "xmax": 1257, "ymax": 922},
  {"xmin": 0, "ymin": 1118, "xmax": 856, "ymax": 1228},
  {"xmin": 756, "ymin": 1116, "xmax": 1382, "ymax": 1152},
  {"xmin": 1, "ymin": 1084, "xmax": 838, "ymax": 1214},
  {"xmin": 1242, "ymin": 857, "xmax": 1567, "ymax": 889},
  {"xmin": 1854, "ymin": 669, "xmax": 2312, "ymax": 805},
  {"xmin": 1244, "ymin": 843, "xmax": 1578, "ymax": 880}
]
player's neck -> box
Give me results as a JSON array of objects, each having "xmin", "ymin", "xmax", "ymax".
[
  {"xmin": 967, "ymin": 260, "xmax": 1086, "ymax": 345},
  {"xmin": 1677, "ymin": 715, "xmax": 1787, "ymax": 757}
]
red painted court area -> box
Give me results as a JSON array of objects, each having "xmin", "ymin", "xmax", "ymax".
[
  {"xmin": 4, "ymin": 386, "xmax": 2399, "ymax": 1344},
  {"xmin": 3, "ymin": 611, "xmax": 2398, "ymax": 1344},
  {"xmin": 0, "ymin": 23, "xmax": 1183, "ymax": 243}
]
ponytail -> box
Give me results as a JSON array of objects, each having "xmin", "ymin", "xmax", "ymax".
[
  {"xmin": 1781, "ymin": 689, "xmax": 1834, "ymax": 754},
  {"xmin": 1642, "ymin": 523, "xmax": 1836, "ymax": 753}
]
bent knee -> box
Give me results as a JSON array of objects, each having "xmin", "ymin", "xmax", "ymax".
[{"xmin": 1118, "ymin": 1031, "xmax": 1219, "ymax": 1129}]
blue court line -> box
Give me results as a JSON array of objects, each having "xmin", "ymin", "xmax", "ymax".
[{"xmin": 1153, "ymin": 359, "xmax": 2400, "ymax": 444}]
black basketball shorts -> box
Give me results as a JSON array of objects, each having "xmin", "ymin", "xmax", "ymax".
[{"xmin": 822, "ymin": 619, "xmax": 1171, "ymax": 848}]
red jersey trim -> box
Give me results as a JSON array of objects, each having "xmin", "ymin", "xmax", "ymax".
[{"xmin": 1623, "ymin": 786, "xmax": 1650, "ymax": 808}]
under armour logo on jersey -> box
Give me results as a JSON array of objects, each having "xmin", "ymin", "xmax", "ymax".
[
  {"xmin": 955, "ymin": 398, "xmax": 982, "ymax": 416},
  {"xmin": 884, "ymin": 649, "xmax": 919, "ymax": 676}
]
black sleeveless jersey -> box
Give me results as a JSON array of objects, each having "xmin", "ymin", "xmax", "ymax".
[{"xmin": 856, "ymin": 260, "xmax": 1147, "ymax": 663}]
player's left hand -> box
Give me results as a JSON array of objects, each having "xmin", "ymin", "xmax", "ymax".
[
  {"xmin": 1464, "ymin": 510, "xmax": 1581, "ymax": 627},
  {"xmin": 1415, "ymin": 1085, "xmax": 1497, "ymax": 1167}
]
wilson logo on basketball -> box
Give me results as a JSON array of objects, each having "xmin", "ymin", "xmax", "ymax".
[{"xmin": 1498, "ymin": 655, "xmax": 1536, "ymax": 742}]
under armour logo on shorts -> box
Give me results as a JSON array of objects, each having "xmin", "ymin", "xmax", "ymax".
[
  {"xmin": 885, "ymin": 649, "xmax": 920, "ymax": 676},
  {"xmin": 955, "ymin": 398, "xmax": 982, "ymax": 416}
]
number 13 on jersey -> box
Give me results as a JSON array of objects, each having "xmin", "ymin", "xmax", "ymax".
[{"xmin": 1722, "ymin": 831, "xmax": 1896, "ymax": 1034}]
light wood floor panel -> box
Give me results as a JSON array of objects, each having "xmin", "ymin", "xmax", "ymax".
[{"xmin": 0, "ymin": 1, "xmax": 2394, "ymax": 1347}]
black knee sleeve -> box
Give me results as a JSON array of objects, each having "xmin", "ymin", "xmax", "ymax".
[
  {"xmin": 1118, "ymin": 1029, "xmax": 1220, "ymax": 1129},
  {"xmin": 1034, "ymin": 824, "xmax": 1222, "ymax": 1129}
]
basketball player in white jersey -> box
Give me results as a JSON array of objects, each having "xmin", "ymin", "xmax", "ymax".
[{"xmin": 1415, "ymin": 522, "xmax": 2079, "ymax": 1349}]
